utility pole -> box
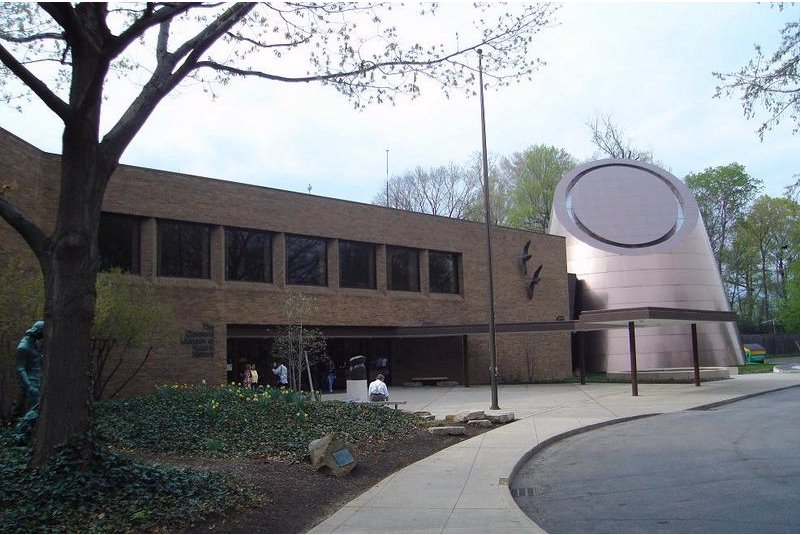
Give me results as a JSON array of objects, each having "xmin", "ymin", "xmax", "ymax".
[{"xmin": 478, "ymin": 49, "xmax": 499, "ymax": 410}]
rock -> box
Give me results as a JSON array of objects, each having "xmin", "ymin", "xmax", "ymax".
[
  {"xmin": 427, "ymin": 426, "xmax": 465, "ymax": 436},
  {"xmin": 485, "ymin": 411, "xmax": 515, "ymax": 424},
  {"xmin": 403, "ymin": 381, "xmax": 422, "ymax": 387},
  {"xmin": 466, "ymin": 419, "xmax": 492, "ymax": 428},
  {"xmin": 445, "ymin": 409, "xmax": 485, "ymax": 423},
  {"xmin": 414, "ymin": 411, "xmax": 435, "ymax": 421},
  {"xmin": 308, "ymin": 434, "xmax": 358, "ymax": 477}
]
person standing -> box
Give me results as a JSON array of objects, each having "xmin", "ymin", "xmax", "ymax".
[
  {"xmin": 368, "ymin": 373, "xmax": 389, "ymax": 401},
  {"xmin": 241, "ymin": 363, "xmax": 253, "ymax": 389},
  {"xmin": 325, "ymin": 358, "xmax": 336, "ymax": 393},
  {"xmin": 250, "ymin": 364, "xmax": 259, "ymax": 390},
  {"xmin": 273, "ymin": 360, "xmax": 289, "ymax": 388}
]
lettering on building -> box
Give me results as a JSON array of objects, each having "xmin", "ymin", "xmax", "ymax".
[{"xmin": 181, "ymin": 322, "xmax": 214, "ymax": 358}]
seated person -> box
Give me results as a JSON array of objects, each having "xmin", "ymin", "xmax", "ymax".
[{"xmin": 368, "ymin": 373, "xmax": 389, "ymax": 401}]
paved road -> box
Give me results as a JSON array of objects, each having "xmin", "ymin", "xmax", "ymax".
[{"xmin": 511, "ymin": 387, "xmax": 800, "ymax": 534}]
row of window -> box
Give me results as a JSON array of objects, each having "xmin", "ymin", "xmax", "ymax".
[{"xmin": 98, "ymin": 214, "xmax": 461, "ymax": 294}]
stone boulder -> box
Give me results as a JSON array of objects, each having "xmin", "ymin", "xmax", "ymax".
[
  {"xmin": 414, "ymin": 410, "xmax": 435, "ymax": 421},
  {"xmin": 466, "ymin": 419, "xmax": 492, "ymax": 428},
  {"xmin": 445, "ymin": 409, "xmax": 485, "ymax": 423},
  {"xmin": 308, "ymin": 434, "xmax": 358, "ymax": 477},
  {"xmin": 427, "ymin": 426, "xmax": 465, "ymax": 436},
  {"xmin": 485, "ymin": 411, "xmax": 515, "ymax": 424}
]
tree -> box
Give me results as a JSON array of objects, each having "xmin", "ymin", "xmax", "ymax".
[
  {"xmin": 777, "ymin": 259, "xmax": 799, "ymax": 333},
  {"xmin": 269, "ymin": 292, "xmax": 326, "ymax": 391},
  {"xmin": 0, "ymin": 3, "xmax": 558, "ymax": 464},
  {"xmin": 91, "ymin": 270, "xmax": 175, "ymax": 401},
  {"xmin": 738, "ymin": 195, "xmax": 799, "ymax": 326},
  {"xmin": 684, "ymin": 163, "xmax": 763, "ymax": 267},
  {"xmin": 713, "ymin": 9, "xmax": 799, "ymax": 140},
  {"xmin": 586, "ymin": 113, "xmax": 655, "ymax": 162},
  {"xmin": 375, "ymin": 162, "xmax": 481, "ymax": 218},
  {"xmin": 503, "ymin": 144, "xmax": 577, "ymax": 232}
]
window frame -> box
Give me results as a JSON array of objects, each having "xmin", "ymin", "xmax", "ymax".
[
  {"xmin": 339, "ymin": 239, "xmax": 377, "ymax": 290},
  {"xmin": 98, "ymin": 212, "xmax": 141, "ymax": 274},
  {"xmin": 428, "ymin": 250, "xmax": 460, "ymax": 294},
  {"xmin": 285, "ymin": 234, "xmax": 328, "ymax": 286},
  {"xmin": 225, "ymin": 226, "xmax": 273, "ymax": 283},
  {"xmin": 386, "ymin": 245, "xmax": 420, "ymax": 292},
  {"xmin": 156, "ymin": 219, "xmax": 211, "ymax": 279}
]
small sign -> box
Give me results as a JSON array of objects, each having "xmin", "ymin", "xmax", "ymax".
[{"xmin": 332, "ymin": 448, "xmax": 354, "ymax": 467}]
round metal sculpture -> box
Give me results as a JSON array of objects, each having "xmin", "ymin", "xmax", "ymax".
[
  {"xmin": 553, "ymin": 159, "xmax": 699, "ymax": 255},
  {"xmin": 549, "ymin": 159, "xmax": 742, "ymax": 371}
]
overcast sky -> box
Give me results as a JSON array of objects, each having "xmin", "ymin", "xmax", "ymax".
[{"xmin": 1, "ymin": 2, "xmax": 798, "ymax": 205}]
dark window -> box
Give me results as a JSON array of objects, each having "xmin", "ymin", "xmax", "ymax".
[
  {"xmin": 387, "ymin": 246, "xmax": 419, "ymax": 292},
  {"xmin": 286, "ymin": 235, "xmax": 327, "ymax": 286},
  {"xmin": 226, "ymin": 227, "xmax": 272, "ymax": 282},
  {"xmin": 98, "ymin": 213, "xmax": 140, "ymax": 274},
  {"xmin": 339, "ymin": 240, "xmax": 376, "ymax": 289},
  {"xmin": 157, "ymin": 220, "xmax": 210, "ymax": 278},
  {"xmin": 429, "ymin": 250, "xmax": 460, "ymax": 294}
]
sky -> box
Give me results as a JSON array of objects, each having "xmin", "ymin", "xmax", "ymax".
[{"xmin": 0, "ymin": 2, "xmax": 798, "ymax": 205}]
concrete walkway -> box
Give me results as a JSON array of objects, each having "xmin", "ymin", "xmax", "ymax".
[{"xmin": 309, "ymin": 373, "xmax": 800, "ymax": 534}]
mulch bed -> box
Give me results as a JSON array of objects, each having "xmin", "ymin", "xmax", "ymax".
[{"xmin": 133, "ymin": 426, "xmax": 492, "ymax": 534}]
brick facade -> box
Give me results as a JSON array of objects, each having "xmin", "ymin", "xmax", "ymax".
[{"xmin": 0, "ymin": 127, "xmax": 572, "ymax": 397}]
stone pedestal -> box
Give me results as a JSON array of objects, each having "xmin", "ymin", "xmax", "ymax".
[{"xmin": 346, "ymin": 379, "xmax": 367, "ymax": 401}]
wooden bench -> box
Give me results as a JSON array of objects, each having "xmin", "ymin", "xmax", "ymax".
[
  {"xmin": 411, "ymin": 376, "xmax": 448, "ymax": 386},
  {"xmin": 368, "ymin": 400, "xmax": 407, "ymax": 410}
]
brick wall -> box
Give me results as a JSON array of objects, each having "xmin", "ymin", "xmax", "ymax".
[{"xmin": 0, "ymin": 127, "xmax": 573, "ymax": 396}]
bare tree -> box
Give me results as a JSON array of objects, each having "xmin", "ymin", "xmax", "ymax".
[
  {"xmin": 713, "ymin": 8, "xmax": 799, "ymax": 141},
  {"xmin": 586, "ymin": 114, "xmax": 655, "ymax": 162},
  {"xmin": 0, "ymin": 3, "xmax": 558, "ymax": 464},
  {"xmin": 375, "ymin": 162, "xmax": 481, "ymax": 218}
]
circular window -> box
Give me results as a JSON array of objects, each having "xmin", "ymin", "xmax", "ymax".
[{"xmin": 553, "ymin": 160, "xmax": 699, "ymax": 255}]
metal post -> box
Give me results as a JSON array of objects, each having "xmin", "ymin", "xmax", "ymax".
[
  {"xmin": 385, "ymin": 149, "xmax": 390, "ymax": 207},
  {"xmin": 628, "ymin": 321, "xmax": 638, "ymax": 397},
  {"xmin": 579, "ymin": 332, "xmax": 586, "ymax": 386},
  {"xmin": 691, "ymin": 323, "xmax": 701, "ymax": 387},
  {"xmin": 478, "ymin": 49, "xmax": 499, "ymax": 410}
]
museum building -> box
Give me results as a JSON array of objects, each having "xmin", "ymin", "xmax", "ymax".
[{"xmin": 0, "ymin": 127, "xmax": 574, "ymax": 396}]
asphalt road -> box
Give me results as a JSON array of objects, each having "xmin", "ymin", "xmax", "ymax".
[{"xmin": 511, "ymin": 387, "xmax": 800, "ymax": 534}]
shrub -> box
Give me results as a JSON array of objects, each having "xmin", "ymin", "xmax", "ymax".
[{"xmin": 0, "ymin": 430, "xmax": 249, "ymax": 533}]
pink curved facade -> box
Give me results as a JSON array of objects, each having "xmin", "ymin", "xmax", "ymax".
[{"xmin": 548, "ymin": 159, "xmax": 743, "ymax": 371}]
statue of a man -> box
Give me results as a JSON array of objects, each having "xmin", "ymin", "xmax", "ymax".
[{"xmin": 14, "ymin": 320, "xmax": 44, "ymax": 445}]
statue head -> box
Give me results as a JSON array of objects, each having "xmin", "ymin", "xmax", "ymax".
[{"xmin": 26, "ymin": 320, "xmax": 44, "ymax": 339}]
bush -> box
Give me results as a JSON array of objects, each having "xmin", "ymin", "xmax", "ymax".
[
  {"xmin": 0, "ymin": 430, "xmax": 249, "ymax": 533},
  {"xmin": 94, "ymin": 383, "xmax": 423, "ymax": 461}
]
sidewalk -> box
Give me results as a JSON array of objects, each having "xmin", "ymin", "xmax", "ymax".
[{"xmin": 309, "ymin": 373, "xmax": 799, "ymax": 534}]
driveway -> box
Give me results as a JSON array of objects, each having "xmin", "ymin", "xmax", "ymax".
[{"xmin": 511, "ymin": 387, "xmax": 800, "ymax": 534}]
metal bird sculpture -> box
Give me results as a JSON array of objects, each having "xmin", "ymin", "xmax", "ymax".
[
  {"xmin": 520, "ymin": 240, "xmax": 532, "ymax": 275},
  {"xmin": 526, "ymin": 264, "xmax": 543, "ymax": 300}
]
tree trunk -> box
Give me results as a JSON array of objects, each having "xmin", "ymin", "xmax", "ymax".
[{"xmin": 31, "ymin": 120, "xmax": 110, "ymax": 466}]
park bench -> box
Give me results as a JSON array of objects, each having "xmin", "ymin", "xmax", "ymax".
[
  {"xmin": 411, "ymin": 376, "xmax": 448, "ymax": 386},
  {"xmin": 368, "ymin": 400, "xmax": 407, "ymax": 410}
]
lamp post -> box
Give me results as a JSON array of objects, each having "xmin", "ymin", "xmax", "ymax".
[{"xmin": 477, "ymin": 48, "xmax": 499, "ymax": 410}]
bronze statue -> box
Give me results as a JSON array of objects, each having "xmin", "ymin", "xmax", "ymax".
[{"xmin": 14, "ymin": 320, "xmax": 44, "ymax": 445}]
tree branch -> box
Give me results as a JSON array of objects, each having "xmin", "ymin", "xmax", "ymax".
[
  {"xmin": 0, "ymin": 195, "xmax": 48, "ymax": 262},
  {"xmin": 0, "ymin": 42, "xmax": 69, "ymax": 120}
]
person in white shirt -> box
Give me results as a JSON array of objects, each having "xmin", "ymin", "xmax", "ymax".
[
  {"xmin": 272, "ymin": 360, "xmax": 288, "ymax": 388},
  {"xmin": 368, "ymin": 373, "xmax": 389, "ymax": 401}
]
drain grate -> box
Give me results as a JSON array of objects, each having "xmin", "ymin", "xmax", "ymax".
[{"xmin": 510, "ymin": 487, "xmax": 536, "ymax": 498}]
